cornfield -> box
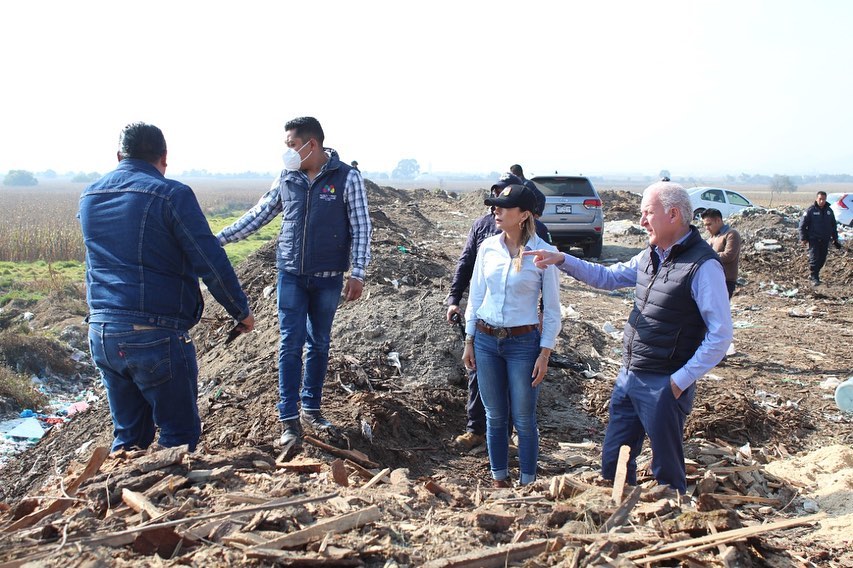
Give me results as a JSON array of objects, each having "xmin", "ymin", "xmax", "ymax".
[{"xmin": 0, "ymin": 179, "xmax": 271, "ymax": 263}]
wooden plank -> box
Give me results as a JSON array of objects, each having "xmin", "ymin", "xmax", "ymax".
[
  {"xmin": 626, "ymin": 512, "xmax": 826, "ymax": 562},
  {"xmin": 711, "ymin": 494, "xmax": 781, "ymax": 505},
  {"xmin": 421, "ymin": 538, "xmax": 552, "ymax": 568},
  {"xmin": 2, "ymin": 446, "xmax": 110, "ymax": 532},
  {"xmin": 611, "ymin": 445, "xmax": 631, "ymax": 504},
  {"xmin": 344, "ymin": 459, "xmax": 390, "ymax": 483},
  {"xmin": 423, "ymin": 479, "xmax": 450, "ymax": 497},
  {"xmin": 121, "ymin": 488, "xmax": 163, "ymax": 520},
  {"xmin": 65, "ymin": 492, "xmax": 340, "ymax": 548},
  {"xmin": 275, "ymin": 458, "xmax": 324, "ymax": 473},
  {"xmin": 249, "ymin": 505, "xmax": 381, "ymax": 550},
  {"xmin": 304, "ymin": 436, "xmax": 379, "ymax": 469},
  {"xmin": 135, "ymin": 444, "xmax": 188, "ymax": 473},
  {"xmin": 362, "ymin": 468, "xmax": 391, "ymax": 490},
  {"xmin": 709, "ymin": 464, "xmax": 762, "ymax": 475},
  {"xmin": 600, "ymin": 486, "xmax": 642, "ymax": 533},
  {"xmin": 330, "ymin": 459, "xmax": 349, "ymax": 486}
]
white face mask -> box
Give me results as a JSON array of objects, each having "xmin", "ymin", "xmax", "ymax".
[{"xmin": 282, "ymin": 141, "xmax": 312, "ymax": 171}]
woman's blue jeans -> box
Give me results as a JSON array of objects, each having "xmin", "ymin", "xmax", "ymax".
[
  {"xmin": 88, "ymin": 323, "xmax": 200, "ymax": 451},
  {"xmin": 276, "ymin": 271, "xmax": 344, "ymax": 421},
  {"xmin": 474, "ymin": 328, "xmax": 541, "ymax": 484}
]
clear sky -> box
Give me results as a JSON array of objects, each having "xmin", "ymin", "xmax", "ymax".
[{"xmin": 1, "ymin": 0, "xmax": 851, "ymax": 178}]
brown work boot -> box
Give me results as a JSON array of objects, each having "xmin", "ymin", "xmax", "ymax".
[
  {"xmin": 454, "ymin": 432, "xmax": 485, "ymax": 450},
  {"xmin": 492, "ymin": 479, "xmax": 512, "ymax": 488}
]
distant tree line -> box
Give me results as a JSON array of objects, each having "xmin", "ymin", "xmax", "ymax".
[{"xmin": 6, "ymin": 165, "xmax": 853, "ymax": 187}]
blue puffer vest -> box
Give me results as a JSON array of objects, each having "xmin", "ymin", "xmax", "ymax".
[
  {"xmin": 622, "ymin": 226, "xmax": 720, "ymax": 375},
  {"xmin": 276, "ymin": 153, "xmax": 352, "ymax": 274}
]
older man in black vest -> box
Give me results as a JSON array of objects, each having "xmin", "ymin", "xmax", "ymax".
[{"xmin": 525, "ymin": 181, "xmax": 733, "ymax": 493}]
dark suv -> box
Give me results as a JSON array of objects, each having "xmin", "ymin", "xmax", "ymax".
[{"xmin": 531, "ymin": 175, "xmax": 604, "ymax": 258}]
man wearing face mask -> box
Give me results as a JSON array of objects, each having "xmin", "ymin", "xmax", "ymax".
[{"xmin": 217, "ymin": 117, "xmax": 372, "ymax": 451}]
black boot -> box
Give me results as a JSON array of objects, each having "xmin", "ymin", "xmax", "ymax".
[{"xmin": 280, "ymin": 418, "xmax": 303, "ymax": 448}]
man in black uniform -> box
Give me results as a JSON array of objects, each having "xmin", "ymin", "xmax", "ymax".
[{"xmin": 799, "ymin": 191, "xmax": 842, "ymax": 286}]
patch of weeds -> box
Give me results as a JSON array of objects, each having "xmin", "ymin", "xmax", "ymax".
[
  {"xmin": 0, "ymin": 329, "xmax": 77, "ymax": 376},
  {"xmin": 0, "ymin": 365, "xmax": 48, "ymax": 410}
]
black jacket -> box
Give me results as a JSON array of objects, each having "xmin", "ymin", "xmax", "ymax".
[{"xmin": 799, "ymin": 202, "xmax": 839, "ymax": 243}]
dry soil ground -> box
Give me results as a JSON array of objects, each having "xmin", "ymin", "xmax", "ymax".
[{"xmin": 0, "ymin": 183, "xmax": 851, "ymax": 566}]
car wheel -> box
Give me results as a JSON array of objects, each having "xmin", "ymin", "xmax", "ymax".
[
  {"xmin": 583, "ymin": 236, "xmax": 603, "ymax": 259},
  {"xmin": 693, "ymin": 208, "xmax": 705, "ymax": 221}
]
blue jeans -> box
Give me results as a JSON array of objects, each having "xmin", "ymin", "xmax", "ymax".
[
  {"xmin": 88, "ymin": 323, "xmax": 200, "ymax": 451},
  {"xmin": 474, "ymin": 329, "xmax": 541, "ymax": 484},
  {"xmin": 276, "ymin": 271, "xmax": 344, "ymax": 421},
  {"xmin": 601, "ymin": 369, "xmax": 696, "ymax": 493}
]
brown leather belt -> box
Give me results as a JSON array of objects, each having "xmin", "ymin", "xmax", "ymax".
[{"xmin": 476, "ymin": 321, "xmax": 537, "ymax": 339}]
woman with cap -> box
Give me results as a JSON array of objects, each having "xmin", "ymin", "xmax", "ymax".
[{"xmin": 462, "ymin": 183, "xmax": 561, "ymax": 487}]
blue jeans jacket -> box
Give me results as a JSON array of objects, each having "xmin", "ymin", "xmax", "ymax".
[{"xmin": 79, "ymin": 159, "xmax": 250, "ymax": 329}]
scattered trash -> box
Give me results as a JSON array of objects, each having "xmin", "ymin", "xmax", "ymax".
[
  {"xmin": 732, "ymin": 321, "xmax": 754, "ymax": 329},
  {"xmin": 65, "ymin": 401, "xmax": 90, "ymax": 416},
  {"xmin": 789, "ymin": 306, "xmax": 820, "ymax": 318},
  {"xmin": 386, "ymin": 352, "xmax": 402, "ymax": 375},
  {"xmin": 70, "ymin": 349, "xmax": 88, "ymax": 362},
  {"xmin": 580, "ymin": 364, "xmax": 600, "ymax": 379},
  {"xmin": 835, "ymin": 377, "xmax": 853, "ymax": 413},
  {"xmin": 383, "ymin": 277, "xmax": 400, "ymax": 289},
  {"xmin": 754, "ymin": 239, "xmax": 782, "ymax": 251},
  {"xmin": 601, "ymin": 321, "xmax": 622, "ymax": 340},
  {"xmin": 760, "ymin": 280, "xmax": 798, "ymax": 297},
  {"xmin": 360, "ymin": 418, "xmax": 373, "ymax": 443},
  {"xmin": 604, "ymin": 219, "xmax": 645, "ymax": 236},
  {"xmin": 263, "ymin": 285, "xmax": 275, "ymax": 299},
  {"xmin": 560, "ymin": 304, "xmax": 578, "ymax": 320},
  {"xmin": 4, "ymin": 418, "xmax": 45, "ymax": 441},
  {"xmin": 802, "ymin": 499, "xmax": 820, "ymax": 513},
  {"xmin": 396, "ymin": 245, "xmax": 409, "ymax": 254},
  {"xmin": 22, "ymin": 312, "xmax": 35, "ymax": 321}
]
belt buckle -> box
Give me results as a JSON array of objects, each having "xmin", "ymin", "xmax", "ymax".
[{"xmin": 495, "ymin": 327, "xmax": 509, "ymax": 339}]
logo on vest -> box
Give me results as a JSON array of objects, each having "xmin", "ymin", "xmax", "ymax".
[{"xmin": 319, "ymin": 185, "xmax": 337, "ymax": 202}]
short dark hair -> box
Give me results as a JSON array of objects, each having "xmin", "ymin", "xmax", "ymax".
[
  {"xmin": 700, "ymin": 208, "xmax": 723, "ymax": 220},
  {"xmin": 816, "ymin": 191, "xmax": 827, "ymax": 198},
  {"xmin": 510, "ymin": 164, "xmax": 524, "ymax": 177},
  {"xmin": 118, "ymin": 122, "xmax": 167, "ymax": 162},
  {"xmin": 285, "ymin": 116, "xmax": 324, "ymax": 145}
]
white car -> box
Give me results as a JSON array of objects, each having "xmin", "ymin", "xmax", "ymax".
[
  {"xmin": 687, "ymin": 187, "xmax": 755, "ymax": 220},
  {"xmin": 827, "ymin": 193, "xmax": 853, "ymax": 227}
]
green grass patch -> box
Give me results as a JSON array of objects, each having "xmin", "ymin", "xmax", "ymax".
[
  {"xmin": 207, "ymin": 214, "xmax": 279, "ymax": 266},
  {"xmin": 0, "ymin": 261, "xmax": 86, "ymax": 305}
]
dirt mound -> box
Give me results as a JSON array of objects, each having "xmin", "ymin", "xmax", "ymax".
[{"xmin": 600, "ymin": 189, "xmax": 642, "ymax": 221}]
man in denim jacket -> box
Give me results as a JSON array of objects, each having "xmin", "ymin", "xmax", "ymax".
[{"xmin": 79, "ymin": 122, "xmax": 254, "ymax": 452}]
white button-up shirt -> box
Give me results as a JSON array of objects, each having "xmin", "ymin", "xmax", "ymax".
[{"xmin": 464, "ymin": 232, "xmax": 561, "ymax": 349}]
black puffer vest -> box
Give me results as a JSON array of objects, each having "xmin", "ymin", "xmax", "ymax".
[{"xmin": 623, "ymin": 226, "xmax": 720, "ymax": 375}]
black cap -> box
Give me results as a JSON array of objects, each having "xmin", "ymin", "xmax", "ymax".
[
  {"xmin": 484, "ymin": 184, "xmax": 538, "ymax": 212},
  {"xmin": 490, "ymin": 173, "xmax": 524, "ymax": 194}
]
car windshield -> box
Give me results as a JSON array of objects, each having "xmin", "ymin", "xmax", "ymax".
[{"xmin": 532, "ymin": 178, "xmax": 596, "ymax": 197}]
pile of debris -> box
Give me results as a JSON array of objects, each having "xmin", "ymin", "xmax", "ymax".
[{"xmin": 0, "ymin": 433, "xmax": 836, "ymax": 566}]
